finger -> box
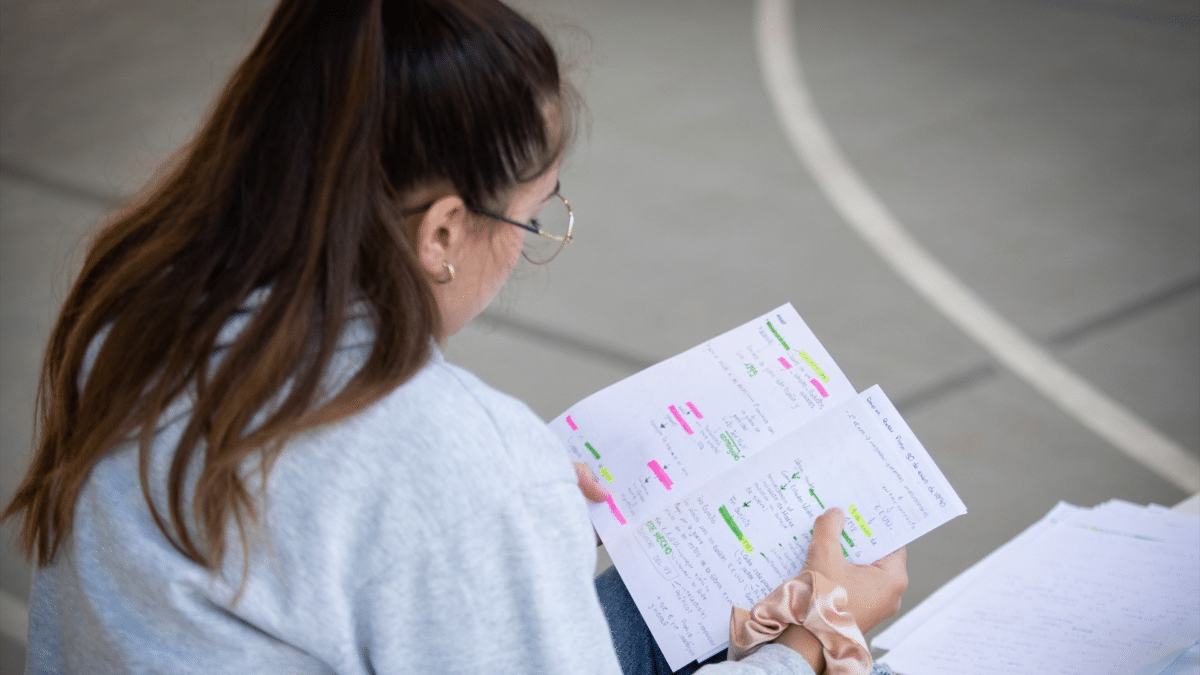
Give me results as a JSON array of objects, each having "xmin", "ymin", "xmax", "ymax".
[
  {"xmin": 573, "ymin": 462, "xmax": 609, "ymax": 502},
  {"xmin": 811, "ymin": 507, "xmax": 845, "ymax": 545},
  {"xmin": 574, "ymin": 462, "xmax": 608, "ymax": 501},
  {"xmin": 806, "ymin": 507, "xmax": 846, "ymax": 565}
]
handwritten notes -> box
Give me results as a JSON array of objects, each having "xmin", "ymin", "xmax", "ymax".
[
  {"xmin": 875, "ymin": 501, "xmax": 1200, "ymax": 675},
  {"xmin": 600, "ymin": 387, "xmax": 964, "ymax": 667},
  {"xmin": 551, "ymin": 305, "xmax": 966, "ymax": 669},
  {"xmin": 552, "ymin": 304, "xmax": 857, "ymax": 544}
]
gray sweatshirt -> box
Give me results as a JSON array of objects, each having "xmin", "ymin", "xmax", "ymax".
[{"xmin": 26, "ymin": 311, "xmax": 814, "ymax": 674}]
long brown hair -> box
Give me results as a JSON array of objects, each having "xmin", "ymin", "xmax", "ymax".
[{"xmin": 3, "ymin": 0, "xmax": 575, "ymax": 571}]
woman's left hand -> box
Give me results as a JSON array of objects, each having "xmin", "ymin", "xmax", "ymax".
[
  {"xmin": 573, "ymin": 462, "xmax": 608, "ymax": 547},
  {"xmin": 573, "ymin": 462, "xmax": 609, "ymax": 503}
]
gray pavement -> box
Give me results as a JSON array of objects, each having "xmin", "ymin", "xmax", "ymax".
[{"xmin": 2, "ymin": 0, "xmax": 1197, "ymax": 672}]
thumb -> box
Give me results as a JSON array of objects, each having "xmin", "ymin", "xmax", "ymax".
[
  {"xmin": 574, "ymin": 462, "xmax": 609, "ymax": 503},
  {"xmin": 811, "ymin": 507, "xmax": 846, "ymax": 550}
]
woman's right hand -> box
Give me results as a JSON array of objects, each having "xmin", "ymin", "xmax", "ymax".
[{"xmin": 802, "ymin": 507, "xmax": 908, "ymax": 633}]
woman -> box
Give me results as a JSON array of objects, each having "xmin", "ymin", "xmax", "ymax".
[{"xmin": 4, "ymin": 1, "xmax": 906, "ymax": 673}]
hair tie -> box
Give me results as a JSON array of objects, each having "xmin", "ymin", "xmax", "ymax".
[{"xmin": 729, "ymin": 569, "xmax": 872, "ymax": 674}]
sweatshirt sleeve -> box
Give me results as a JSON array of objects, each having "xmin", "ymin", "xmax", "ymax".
[{"xmin": 698, "ymin": 644, "xmax": 817, "ymax": 674}]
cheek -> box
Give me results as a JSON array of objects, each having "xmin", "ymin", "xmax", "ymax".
[
  {"xmin": 478, "ymin": 228, "xmax": 523, "ymax": 296},
  {"xmin": 501, "ymin": 228, "xmax": 525, "ymax": 269}
]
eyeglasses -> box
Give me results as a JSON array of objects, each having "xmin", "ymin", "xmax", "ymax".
[
  {"xmin": 401, "ymin": 185, "xmax": 574, "ymax": 265},
  {"xmin": 467, "ymin": 184, "xmax": 574, "ymax": 265}
]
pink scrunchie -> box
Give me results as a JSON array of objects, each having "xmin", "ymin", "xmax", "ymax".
[{"xmin": 728, "ymin": 569, "xmax": 872, "ymax": 675}]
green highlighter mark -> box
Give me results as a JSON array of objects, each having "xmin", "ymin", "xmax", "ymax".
[
  {"xmin": 720, "ymin": 432, "xmax": 743, "ymax": 461},
  {"xmin": 584, "ymin": 442, "xmax": 600, "ymax": 459},
  {"xmin": 766, "ymin": 321, "xmax": 790, "ymax": 350},
  {"xmin": 841, "ymin": 531, "xmax": 855, "ymax": 547},
  {"xmin": 719, "ymin": 505, "xmax": 754, "ymax": 553},
  {"xmin": 809, "ymin": 488, "xmax": 824, "ymax": 509}
]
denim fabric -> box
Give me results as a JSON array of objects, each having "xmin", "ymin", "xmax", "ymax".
[{"xmin": 595, "ymin": 566, "xmax": 729, "ymax": 675}]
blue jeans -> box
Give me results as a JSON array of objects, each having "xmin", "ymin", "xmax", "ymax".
[{"xmin": 594, "ymin": 566, "xmax": 728, "ymax": 675}]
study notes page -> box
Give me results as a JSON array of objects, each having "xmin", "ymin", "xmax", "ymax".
[
  {"xmin": 549, "ymin": 305, "xmax": 966, "ymax": 670},
  {"xmin": 607, "ymin": 386, "xmax": 966, "ymax": 669},
  {"xmin": 550, "ymin": 304, "xmax": 857, "ymax": 544}
]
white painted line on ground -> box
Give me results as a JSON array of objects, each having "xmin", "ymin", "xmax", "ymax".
[
  {"xmin": 754, "ymin": 0, "xmax": 1200, "ymax": 493},
  {"xmin": 1, "ymin": 588, "xmax": 28, "ymax": 646}
]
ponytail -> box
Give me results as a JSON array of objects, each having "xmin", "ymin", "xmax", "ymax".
[{"xmin": 3, "ymin": 0, "xmax": 575, "ymax": 572}]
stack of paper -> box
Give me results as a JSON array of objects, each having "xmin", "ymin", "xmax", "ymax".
[
  {"xmin": 551, "ymin": 304, "xmax": 967, "ymax": 670},
  {"xmin": 874, "ymin": 500, "xmax": 1200, "ymax": 675}
]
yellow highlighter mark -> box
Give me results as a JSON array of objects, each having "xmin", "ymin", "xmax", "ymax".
[
  {"xmin": 599, "ymin": 467, "xmax": 614, "ymax": 482},
  {"xmin": 848, "ymin": 505, "xmax": 874, "ymax": 537},
  {"xmin": 798, "ymin": 351, "xmax": 829, "ymax": 383}
]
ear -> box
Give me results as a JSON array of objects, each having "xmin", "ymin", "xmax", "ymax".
[{"xmin": 416, "ymin": 195, "xmax": 469, "ymax": 280}]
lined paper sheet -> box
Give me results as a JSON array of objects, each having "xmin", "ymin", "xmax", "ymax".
[
  {"xmin": 877, "ymin": 503, "xmax": 1200, "ymax": 675},
  {"xmin": 873, "ymin": 501, "xmax": 1084, "ymax": 651}
]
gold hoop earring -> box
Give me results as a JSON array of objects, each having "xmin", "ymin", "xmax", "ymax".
[{"xmin": 433, "ymin": 262, "xmax": 455, "ymax": 285}]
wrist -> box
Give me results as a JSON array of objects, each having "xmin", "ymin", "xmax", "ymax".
[{"xmin": 774, "ymin": 624, "xmax": 826, "ymax": 674}]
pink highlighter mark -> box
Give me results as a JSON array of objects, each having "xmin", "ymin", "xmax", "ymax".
[
  {"xmin": 566, "ymin": 415, "xmax": 578, "ymax": 431},
  {"xmin": 648, "ymin": 460, "xmax": 674, "ymax": 491},
  {"xmin": 686, "ymin": 401, "xmax": 703, "ymax": 419},
  {"xmin": 669, "ymin": 405, "xmax": 694, "ymax": 435},
  {"xmin": 605, "ymin": 494, "xmax": 627, "ymax": 525},
  {"xmin": 811, "ymin": 378, "xmax": 830, "ymax": 398},
  {"xmin": 778, "ymin": 356, "xmax": 793, "ymax": 370}
]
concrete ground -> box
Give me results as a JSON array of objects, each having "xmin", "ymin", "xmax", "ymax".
[{"xmin": 1, "ymin": 0, "xmax": 1196, "ymax": 672}]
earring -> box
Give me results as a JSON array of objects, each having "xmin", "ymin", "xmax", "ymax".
[{"xmin": 433, "ymin": 261, "xmax": 455, "ymax": 285}]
